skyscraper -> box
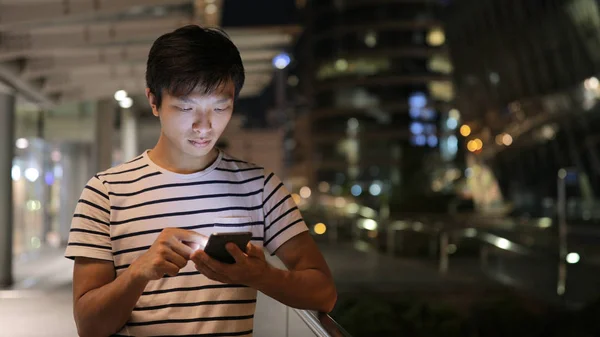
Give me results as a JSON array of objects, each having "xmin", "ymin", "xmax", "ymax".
[{"xmin": 295, "ymin": 0, "xmax": 456, "ymax": 209}]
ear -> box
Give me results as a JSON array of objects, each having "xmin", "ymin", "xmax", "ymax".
[{"xmin": 145, "ymin": 88, "xmax": 159, "ymax": 117}]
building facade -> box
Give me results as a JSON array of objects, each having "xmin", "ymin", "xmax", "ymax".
[{"xmin": 295, "ymin": 0, "xmax": 458, "ymax": 210}]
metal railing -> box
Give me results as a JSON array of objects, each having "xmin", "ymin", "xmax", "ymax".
[{"xmin": 263, "ymin": 253, "xmax": 352, "ymax": 337}]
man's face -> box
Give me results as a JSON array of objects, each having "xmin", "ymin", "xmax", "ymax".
[{"xmin": 146, "ymin": 82, "xmax": 235, "ymax": 158}]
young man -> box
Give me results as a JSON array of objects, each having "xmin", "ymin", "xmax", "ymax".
[{"xmin": 65, "ymin": 25, "xmax": 336, "ymax": 337}]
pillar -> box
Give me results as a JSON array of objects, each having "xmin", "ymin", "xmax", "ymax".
[
  {"xmin": 0, "ymin": 90, "xmax": 15, "ymax": 287},
  {"xmin": 121, "ymin": 108, "xmax": 138, "ymax": 162},
  {"xmin": 94, "ymin": 99, "xmax": 115, "ymax": 173}
]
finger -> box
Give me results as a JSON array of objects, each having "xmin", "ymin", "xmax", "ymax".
[
  {"xmin": 195, "ymin": 250, "xmax": 227, "ymax": 274},
  {"xmin": 195, "ymin": 262, "xmax": 227, "ymax": 283},
  {"xmin": 164, "ymin": 249, "xmax": 188, "ymax": 269},
  {"xmin": 225, "ymin": 243, "xmax": 247, "ymax": 263},
  {"xmin": 161, "ymin": 260, "xmax": 180, "ymax": 277},
  {"xmin": 168, "ymin": 238, "xmax": 196, "ymax": 259},
  {"xmin": 172, "ymin": 229, "xmax": 209, "ymax": 245},
  {"xmin": 245, "ymin": 243, "xmax": 264, "ymax": 258}
]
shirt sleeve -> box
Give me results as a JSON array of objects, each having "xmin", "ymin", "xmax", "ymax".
[
  {"xmin": 262, "ymin": 171, "xmax": 308, "ymax": 255},
  {"xmin": 64, "ymin": 176, "xmax": 113, "ymax": 261}
]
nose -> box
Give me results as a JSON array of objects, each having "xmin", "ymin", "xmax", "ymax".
[{"xmin": 192, "ymin": 112, "xmax": 212, "ymax": 134}]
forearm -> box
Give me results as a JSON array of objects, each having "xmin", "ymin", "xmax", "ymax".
[
  {"xmin": 75, "ymin": 268, "xmax": 148, "ymax": 337},
  {"xmin": 254, "ymin": 266, "xmax": 337, "ymax": 313}
]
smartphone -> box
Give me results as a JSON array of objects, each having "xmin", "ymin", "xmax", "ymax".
[{"xmin": 204, "ymin": 231, "xmax": 252, "ymax": 264}]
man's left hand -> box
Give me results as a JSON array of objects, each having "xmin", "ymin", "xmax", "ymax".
[{"xmin": 190, "ymin": 242, "xmax": 269, "ymax": 287}]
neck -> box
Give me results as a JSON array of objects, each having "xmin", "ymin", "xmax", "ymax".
[{"xmin": 149, "ymin": 133, "xmax": 218, "ymax": 174}]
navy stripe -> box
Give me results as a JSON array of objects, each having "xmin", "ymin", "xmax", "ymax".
[
  {"xmin": 84, "ymin": 185, "xmax": 109, "ymax": 200},
  {"xmin": 97, "ymin": 164, "xmax": 149, "ymax": 177},
  {"xmin": 111, "ymin": 188, "xmax": 263, "ymax": 211},
  {"xmin": 126, "ymin": 315, "xmax": 254, "ymax": 327},
  {"xmin": 126, "ymin": 155, "xmax": 143, "ymax": 164},
  {"xmin": 113, "ymin": 331, "xmax": 252, "ymax": 337},
  {"xmin": 68, "ymin": 242, "xmax": 112, "ymax": 250},
  {"xmin": 113, "ymin": 245, "xmax": 149, "ymax": 256},
  {"xmin": 164, "ymin": 271, "xmax": 201, "ymax": 278},
  {"xmin": 222, "ymin": 158, "xmax": 248, "ymax": 164},
  {"xmin": 104, "ymin": 171, "xmax": 161, "ymax": 185},
  {"xmin": 110, "ymin": 205, "xmax": 262, "ymax": 226},
  {"xmin": 78, "ymin": 199, "xmax": 110, "ymax": 214},
  {"xmin": 263, "ymin": 182, "xmax": 283, "ymax": 206},
  {"xmin": 73, "ymin": 214, "xmax": 110, "ymax": 227},
  {"xmin": 108, "ymin": 175, "xmax": 263, "ymax": 197},
  {"xmin": 111, "ymin": 222, "xmax": 264, "ymax": 241},
  {"xmin": 115, "ymin": 264, "xmax": 129, "ymax": 270},
  {"xmin": 216, "ymin": 167, "xmax": 262, "ymax": 173},
  {"xmin": 265, "ymin": 218, "xmax": 304, "ymax": 247},
  {"xmin": 264, "ymin": 172, "xmax": 274, "ymax": 186},
  {"xmin": 265, "ymin": 195, "xmax": 290, "ymax": 218},
  {"xmin": 142, "ymin": 284, "xmax": 247, "ymax": 296},
  {"xmin": 265, "ymin": 206, "xmax": 298, "ymax": 231},
  {"xmin": 134, "ymin": 299, "xmax": 256, "ymax": 311},
  {"xmin": 70, "ymin": 228, "xmax": 110, "ymax": 237}
]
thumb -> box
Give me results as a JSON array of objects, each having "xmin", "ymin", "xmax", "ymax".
[
  {"xmin": 225, "ymin": 243, "xmax": 246, "ymax": 262},
  {"xmin": 246, "ymin": 243, "xmax": 264, "ymax": 258}
]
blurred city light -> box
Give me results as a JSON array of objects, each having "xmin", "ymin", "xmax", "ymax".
[
  {"xmin": 346, "ymin": 203, "xmax": 360, "ymax": 214},
  {"xmin": 427, "ymin": 27, "xmax": 445, "ymax": 46},
  {"xmin": 364, "ymin": 31, "xmax": 377, "ymax": 47},
  {"xmin": 359, "ymin": 219, "xmax": 378, "ymax": 231},
  {"xmin": 291, "ymin": 193, "xmax": 302, "ymax": 205},
  {"xmin": 495, "ymin": 238, "xmax": 511, "ymax": 250},
  {"xmin": 15, "ymin": 138, "xmax": 29, "ymax": 149},
  {"xmin": 335, "ymin": 197, "xmax": 346, "ymax": 208},
  {"xmin": 314, "ymin": 223, "xmax": 327, "ymax": 235},
  {"xmin": 205, "ymin": 3, "xmax": 217, "ymax": 14},
  {"xmin": 369, "ymin": 182, "xmax": 382, "ymax": 196},
  {"xmin": 318, "ymin": 181, "xmax": 330, "ymax": 193},
  {"xmin": 335, "ymin": 58, "xmax": 348, "ymax": 71},
  {"xmin": 272, "ymin": 53, "xmax": 291, "ymax": 69},
  {"xmin": 24, "ymin": 168, "xmax": 40, "ymax": 182},
  {"xmin": 502, "ymin": 133, "xmax": 513, "ymax": 146},
  {"xmin": 351, "ymin": 184, "xmax": 362, "ymax": 196},
  {"xmin": 449, "ymin": 109, "xmax": 460, "ymax": 120},
  {"xmin": 460, "ymin": 125, "xmax": 471, "ymax": 137},
  {"xmin": 465, "ymin": 228, "xmax": 477, "ymax": 238},
  {"xmin": 427, "ymin": 135, "xmax": 438, "ymax": 147},
  {"xmin": 446, "ymin": 118, "xmax": 458, "ymax": 130},
  {"xmin": 347, "ymin": 118, "xmax": 359, "ymax": 130},
  {"xmin": 566, "ymin": 252, "xmax": 580, "ymax": 264},
  {"xmin": 584, "ymin": 76, "xmax": 599, "ymax": 90},
  {"xmin": 119, "ymin": 97, "xmax": 133, "ymax": 109},
  {"xmin": 299, "ymin": 186, "xmax": 312, "ymax": 199},
  {"xmin": 114, "ymin": 90, "xmax": 128, "ymax": 101},
  {"xmin": 11, "ymin": 165, "xmax": 21, "ymax": 181},
  {"xmin": 51, "ymin": 150, "xmax": 62, "ymax": 162}
]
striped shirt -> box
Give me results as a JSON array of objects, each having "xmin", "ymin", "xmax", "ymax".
[{"xmin": 65, "ymin": 149, "xmax": 308, "ymax": 337}]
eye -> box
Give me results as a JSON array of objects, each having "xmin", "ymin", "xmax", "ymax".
[
  {"xmin": 177, "ymin": 106, "xmax": 193, "ymax": 112},
  {"xmin": 214, "ymin": 106, "xmax": 230, "ymax": 112}
]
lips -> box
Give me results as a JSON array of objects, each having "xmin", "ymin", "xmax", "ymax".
[{"xmin": 189, "ymin": 139, "xmax": 211, "ymax": 147}]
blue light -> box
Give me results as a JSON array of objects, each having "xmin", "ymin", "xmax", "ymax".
[
  {"xmin": 273, "ymin": 53, "xmax": 291, "ymax": 69},
  {"xmin": 409, "ymin": 107, "xmax": 421, "ymax": 119},
  {"xmin": 409, "ymin": 92, "xmax": 427, "ymax": 109},
  {"xmin": 424, "ymin": 123, "xmax": 437, "ymax": 135},
  {"xmin": 44, "ymin": 172, "xmax": 54, "ymax": 186},
  {"xmin": 410, "ymin": 122, "xmax": 424, "ymax": 135},
  {"xmin": 412, "ymin": 134, "xmax": 427, "ymax": 146},
  {"xmin": 421, "ymin": 108, "xmax": 436, "ymax": 120},
  {"xmin": 446, "ymin": 118, "xmax": 458, "ymax": 130},
  {"xmin": 447, "ymin": 135, "xmax": 458, "ymax": 153},
  {"xmin": 428, "ymin": 135, "xmax": 439, "ymax": 147},
  {"xmin": 351, "ymin": 184, "xmax": 362, "ymax": 196}
]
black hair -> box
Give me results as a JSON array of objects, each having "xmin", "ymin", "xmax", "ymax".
[{"xmin": 146, "ymin": 25, "xmax": 245, "ymax": 108}]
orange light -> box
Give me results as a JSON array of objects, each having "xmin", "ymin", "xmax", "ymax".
[
  {"xmin": 467, "ymin": 140, "xmax": 478, "ymax": 152},
  {"xmin": 460, "ymin": 125, "xmax": 471, "ymax": 137},
  {"xmin": 314, "ymin": 223, "xmax": 327, "ymax": 235},
  {"xmin": 474, "ymin": 138, "xmax": 483, "ymax": 150}
]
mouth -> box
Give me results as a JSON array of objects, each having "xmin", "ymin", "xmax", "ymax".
[{"xmin": 188, "ymin": 139, "xmax": 211, "ymax": 148}]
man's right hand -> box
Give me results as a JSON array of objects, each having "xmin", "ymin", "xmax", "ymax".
[{"xmin": 129, "ymin": 228, "xmax": 208, "ymax": 281}]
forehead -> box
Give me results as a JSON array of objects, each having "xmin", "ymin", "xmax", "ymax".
[{"xmin": 165, "ymin": 80, "xmax": 235, "ymax": 102}]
